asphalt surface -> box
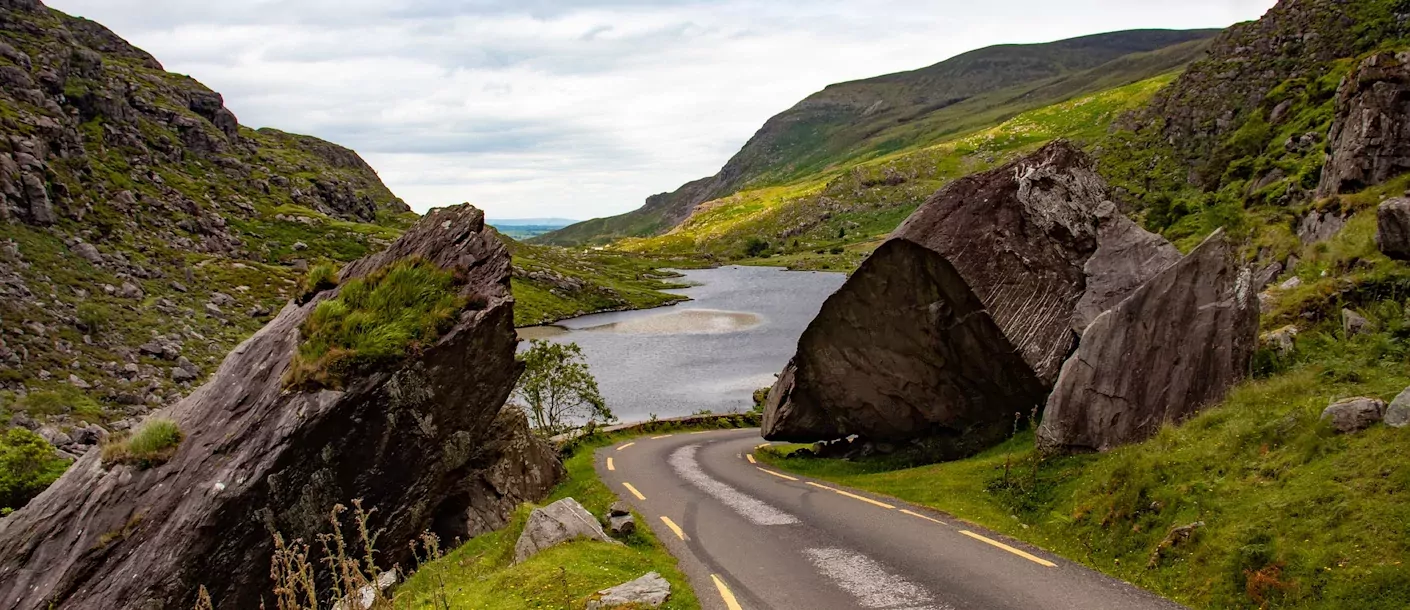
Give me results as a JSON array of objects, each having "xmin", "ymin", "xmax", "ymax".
[{"xmin": 596, "ymin": 427, "xmax": 1187, "ymax": 610}]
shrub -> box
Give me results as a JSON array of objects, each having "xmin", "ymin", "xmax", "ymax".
[
  {"xmin": 513, "ymin": 340, "xmax": 612, "ymax": 436},
  {"xmin": 285, "ymin": 258, "xmax": 466, "ymax": 389},
  {"xmin": 743, "ymin": 237, "xmax": 770, "ymax": 258},
  {"xmin": 0, "ymin": 428, "xmax": 71, "ymax": 511},
  {"xmin": 828, "ymin": 246, "xmax": 844, "ymax": 255},
  {"xmin": 101, "ymin": 418, "xmax": 183, "ymax": 469},
  {"xmin": 76, "ymin": 302, "xmax": 110, "ymax": 333},
  {"xmin": 16, "ymin": 387, "xmax": 103, "ymax": 419},
  {"xmin": 297, "ymin": 262, "xmax": 340, "ymax": 304}
]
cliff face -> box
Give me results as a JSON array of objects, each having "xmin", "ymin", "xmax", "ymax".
[
  {"xmin": 0, "ymin": 205, "xmax": 562, "ymax": 610},
  {"xmin": 0, "ymin": 0, "xmax": 418, "ymax": 458}
]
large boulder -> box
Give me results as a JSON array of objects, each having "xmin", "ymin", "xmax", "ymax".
[
  {"xmin": 0, "ymin": 205, "xmax": 547, "ymax": 610},
  {"xmin": 436, "ymin": 406, "xmax": 567, "ymax": 542},
  {"xmin": 1037, "ymin": 230, "xmax": 1259, "ymax": 453},
  {"xmin": 513, "ymin": 497, "xmax": 617, "ymax": 563},
  {"xmin": 1317, "ymin": 51, "xmax": 1410, "ymax": 198},
  {"xmin": 1378, "ymin": 197, "xmax": 1410, "ymax": 261},
  {"xmin": 763, "ymin": 141, "xmax": 1175, "ymax": 448},
  {"xmin": 1320, "ymin": 397, "xmax": 1387, "ymax": 434}
]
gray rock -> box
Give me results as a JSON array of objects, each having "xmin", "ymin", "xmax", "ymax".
[
  {"xmin": 608, "ymin": 513, "xmax": 636, "ymax": 537},
  {"xmin": 67, "ymin": 374, "xmax": 90, "ymax": 390},
  {"xmin": 607, "ymin": 501, "xmax": 631, "ymax": 517},
  {"xmin": 1072, "ymin": 203, "xmax": 1182, "ymax": 333},
  {"xmin": 1253, "ymin": 262, "xmax": 1283, "ymax": 291},
  {"xmin": 1297, "ymin": 210, "xmax": 1346, "ymax": 245},
  {"xmin": 1279, "ymin": 276, "xmax": 1302, "ymax": 291},
  {"xmin": 170, "ymin": 366, "xmax": 197, "ymax": 383},
  {"xmin": 292, "ymin": 241, "xmax": 308, "ymax": 251},
  {"xmin": 1377, "ymin": 198, "xmax": 1410, "ymax": 261},
  {"xmin": 586, "ymin": 572, "xmax": 671, "ymax": 610},
  {"xmin": 513, "ymin": 497, "xmax": 616, "ymax": 563},
  {"xmin": 204, "ymin": 302, "xmax": 223, "ymax": 317},
  {"xmin": 1262, "ymin": 325, "xmax": 1298, "ymax": 355},
  {"xmin": 1037, "ymin": 230, "xmax": 1260, "ymax": 453},
  {"xmin": 117, "ymin": 281, "xmax": 144, "ymax": 299},
  {"xmin": 9, "ymin": 412, "xmax": 37, "ymax": 430},
  {"xmin": 73, "ymin": 243, "xmax": 102, "ymax": 264},
  {"xmin": 169, "ymin": 281, "xmax": 188, "ymax": 293},
  {"xmin": 1342, "ymin": 308, "xmax": 1372, "ymax": 337},
  {"xmin": 36, "ymin": 425, "xmax": 72, "ymax": 447},
  {"xmin": 1386, "ymin": 386, "xmax": 1410, "ymax": 428},
  {"xmin": 1320, "ymin": 397, "xmax": 1387, "ymax": 433},
  {"xmin": 1318, "ymin": 52, "xmax": 1410, "ymax": 198},
  {"xmin": 70, "ymin": 424, "xmax": 106, "ymax": 446}
]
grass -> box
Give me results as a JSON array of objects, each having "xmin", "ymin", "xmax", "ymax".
[
  {"xmin": 285, "ymin": 258, "xmax": 468, "ymax": 389},
  {"xmin": 297, "ymin": 262, "xmax": 339, "ymax": 304},
  {"xmin": 100, "ymin": 418, "xmax": 183, "ymax": 469},
  {"xmin": 505, "ymin": 235, "xmax": 703, "ymax": 327},
  {"xmin": 759, "ymin": 297, "xmax": 1410, "ymax": 609}
]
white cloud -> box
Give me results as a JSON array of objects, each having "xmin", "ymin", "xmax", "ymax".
[{"xmin": 46, "ymin": 0, "xmax": 1277, "ymax": 219}]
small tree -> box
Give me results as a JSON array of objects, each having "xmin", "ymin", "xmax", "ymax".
[{"xmin": 514, "ymin": 340, "xmax": 613, "ymax": 436}]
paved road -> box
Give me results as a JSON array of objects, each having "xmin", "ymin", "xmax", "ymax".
[{"xmin": 596, "ymin": 428, "xmax": 1186, "ymax": 610}]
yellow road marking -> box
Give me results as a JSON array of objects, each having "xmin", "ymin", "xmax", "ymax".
[
  {"xmin": 623, "ymin": 482, "xmax": 646, "ymax": 501},
  {"xmin": 617, "ymin": 442, "xmax": 636, "ymax": 451},
  {"xmin": 805, "ymin": 481, "xmax": 896, "ymax": 509},
  {"xmin": 754, "ymin": 443, "xmax": 772, "ymax": 450},
  {"xmin": 756, "ymin": 467, "xmax": 798, "ymax": 481},
  {"xmin": 690, "ymin": 430, "xmax": 711, "ymax": 435},
  {"xmin": 651, "ymin": 435, "xmax": 672, "ymax": 439},
  {"xmin": 659, "ymin": 516, "xmax": 687, "ymax": 540},
  {"xmin": 746, "ymin": 453, "xmax": 757, "ymax": 464},
  {"xmin": 900, "ymin": 509, "xmax": 947, "ymax": 526},
  {"xmin": 959, "ymin": 530, "xmax": 1056, "ymax": 567},
  {"xmin": 711, "ymin": 574, "xmax": 744, "ymax": 610},
  {"xmin": 607, "ymin": 457, "xmax": 615, "ymax": 471}
]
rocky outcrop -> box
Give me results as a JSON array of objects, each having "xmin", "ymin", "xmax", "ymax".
[
  {"xmin": 513, "ymin": 497, "xmax": 617, "ymax": 563},
  {"xmin": 1037, "ymin": 231, "xmax": 1259, "ymax": 453},
  {"xmin": 436, "ymin": 406, "xmax": 566, "ymax": 543},
  {"xmin": 586, "ymin": 572, "xmax": 672, "ymax": 610},
  {"xmin": 1321, "ymin": 397, "xmax": 1387, "ymax": 433},
  {"xmin": 0, "ymin": 205, "xmax": 547, "ymax": 610},
  {"xmin": 1317, "ymin": 52, "xmax": 1410, "ymax": 198},
  {"xmin": 764, "ymin": 142, "xmax": 1176, "ymax": 447},
  {"xmin": 1378, "ymin": 197, "xmax": 1410, "ymax": 260},
  {"xmin": 1386, "ymin": 386, "xmax": 1410, "ymax": 428},
  {"xmin": 1297, "ymin": 209, "xmax": 1347, "ymax": 245}
]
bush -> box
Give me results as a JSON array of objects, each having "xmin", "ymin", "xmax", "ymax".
[
  {"xmin": 15, "ymin": 387, "xmax": 103, "ymax": 419},
  {"xmin": 0, "ymin": 428, "xmax": 71, "ymax": 512},
  {"xmin": 828, "ymin": 247, "xmax": 844, "ymax": 255},
  {"xmin": 75, "ymin": 302, "xmax": 110, "ymax": 333},
  {"xmin": 285, "ymin": 258, "xmax": 466, "ymax": 389},
  {"xmin": 514, "ymin": 340, "xmax": 612, "ymax": 436},
  {"xmin": 101, "ymin": 418, "xmax": 183, "ymax": 469},
  {"xmin": 743, "ymin": 238, "xmax": 770, "ymax": 258},
  {"xmin": 297, "ymin": 262, "xmax": 340, "ymax": 304}
]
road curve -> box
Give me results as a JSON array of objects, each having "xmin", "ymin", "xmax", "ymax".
[{"xmin": 596, "ymin": 427, "xmax": 1186, "ymax": 610}]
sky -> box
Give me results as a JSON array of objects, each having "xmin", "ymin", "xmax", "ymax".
[{"xmin": 48, "ymin": 0, "xmax": 1277, "ymax": 220}]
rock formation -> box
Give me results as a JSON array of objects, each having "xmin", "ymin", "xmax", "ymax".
[
  {"xmin": 513, "ymin": 497, "xmax": 617, "ymax": 563},
  {"xmin": 764, "ymin": 141, "xmax": 1178, "ymax": 448},
  {"xmin": 1386, "ymin": 386, "xmax": 1410, "ymax": 428},
  {"xmin": 1320, "ymin": 397, "xmax": 1388, "ymax": 434},
  {"xmin": 1378, "ymin": 197, "xmax": 1410, "ymax": 260},
  {"xmin": 1036, "ymin": 231, "xmax": 1259, "ymax": 452},
  {"xmin": 586, "ymin": 572, "xmax": 672, "ymax": 609},
  {"xmin": 1317, "ymin": 51, "xmax": 1410, "ymax": 198},
  {"xmin": 0, "ymin": 205, "xmax": 562, "ymax": 610}
]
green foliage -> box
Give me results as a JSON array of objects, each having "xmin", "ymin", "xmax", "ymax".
[
  {"xmin": 14, "ymin": 387, "xmax": 103, "ymax": 419},
  {"xmin": 744, "ymin": 237, "xmax": 770, "ymax": 257},
  {"xmin": 297, "ymin": 262, "xmax": 339, "ymax": 304},
  {"xmin": 101, "ymin": 418, "xmax": 183, "ymax": 469},
  {"xmin": 0, "ymin": 428, "xmax": 71, "ymax": 512},
  {"xmin": 513, "ymin": 340, "xmax": 613, "ymax": 436},
  {"xmin": 286, "ymin": 258, "xmax": 467, "ymax": 389},
  {"xmin": 505, "ymin": 235, "xmax": 699, "ymax": 327},
  {"xmin": 75, "ymin": 302, "xmax": 110, "ymax": 333}
]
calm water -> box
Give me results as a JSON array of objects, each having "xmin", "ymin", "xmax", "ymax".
[{"xmin": 517, "ymin": 266, "xmax": 845, "ymax": 423}]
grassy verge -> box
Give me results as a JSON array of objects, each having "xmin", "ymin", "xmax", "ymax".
[{"xmin": 396, "ymin": 416, "xmax": 760, "ymax": 609}]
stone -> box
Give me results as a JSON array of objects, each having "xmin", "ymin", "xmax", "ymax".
[
  {"xmin": 203, "ymin": 302, "xmax": 222, "ymax": 316},
  {"xmin": 1296, "ymin": 209, "xmax": 1346, "ymax": 245},
  {"xmin": 1320, "ymin": 397, "xmax": 1387, "ymax": 433},
  {"xmin": 607, "ymin": 501, "xmax": 631, "ymax": 517},
  {"xmin": 1279, "ymin": 276, "xmax": 1302, "ymax": 291},
  {"xmin": 67, "ymin": 374, "xmax": 90, "ymax": 390},
  {"xmin": 70, "ymin": 424, "xmax": 106, "ymax": 446},
  {"xmin": 1317, "ymin": 52, "xmax": 1410, "ymax": 198},
  {"xmin": 1377, "ymin": 198, "xmax": 1410, "ymax": 261},
  {"xmin": 117, "ymin": 281, "xmax": 143, "ymax": 299},
  {"xmin": 169, "ymin": 281, "xmax": 188, "ymax": 293},
  {"xmin": 1342, "ymin": 308, "xmax": 1371, "ymax": 337},
  {"xmin": 35, "ymin": 425, "xmax": 71, "ymax": 447},
  {"xmin": 1262, "ymin": 325, "xmax": 1298, "ymax": 355},
  {"xmin": 170, "ymin": 366, "xmax": 196, "ymax": 383},
  {"xmin": 0, "ymin": 205, "xmax": 540, "ymax": 610},
  {"xmin": 586, "ymin": 572, "xmax": 672, "ymax": 610},
  {"xmin": 1386, "ymin": 386, "xmax": 1410, "ymax": 428},
  {"xmin": 1253, "ymin": 262, "xmax": 1283, "ymax": 291},
  {"xmin": 764, "ymin": 142, "xmax": 1164, "ymax": 449},
  {"xmin": 1037, "ymin": 230, "xmax": 1260, "ymax": 453},
  {"xmin": 513, "ymin": 497, "xmax": 616, "ymax": 563},
  {"xmin": 73, "ymin": 242, "xmax": 102, "ymax": 264},
  {"xmin": 331, "ymin": 571, "xmax": 397, "ymax": 610},
  {"xmin": 608, "ymin": 513, "xmax": 636, "ymax": 537},
  {"xmin": 292, "ymin": 241, "xmax": 308, "ymax": 251}
]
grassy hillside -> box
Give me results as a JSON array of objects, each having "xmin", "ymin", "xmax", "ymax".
[
  {"xmin": 612, "ymin": 73, "xmax": 1177, "ymax": 269},
  {"xmin": 536, "ymin": 30, "xmax": 1215, "ymax": 247},
  {"xmin": 505, "ymin": 236, "xmax": 702, "ymax": 327}
]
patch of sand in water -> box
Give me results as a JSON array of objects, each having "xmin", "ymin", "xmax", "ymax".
[{"xmin": 584, "ymin": 309, "xmax": 762, "ymax": 335}]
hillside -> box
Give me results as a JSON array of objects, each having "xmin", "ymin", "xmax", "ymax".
[{"xmin": 536, "ymin": 28, "xmax": 1217, "ymax": 247}]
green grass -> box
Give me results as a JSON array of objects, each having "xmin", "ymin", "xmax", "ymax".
[
  {"xmin": 760, "ymin": 305, "xmax": 1410, "ymax": 609},
  {"xmin": 397, "ymin": 429, "xmax": 713, "ymax": 609},
  {"xmin": 100, "ymin": 418, "xmax": 184, "ymax": 469},
  {"xmin": 0, "ymin": 428, "xmax": 71, "ymax": 513},
  {"xmin": 505, "ymin": 236, "xmax": 703, "ymax": 327},
  {"xmin": 286, "ymin": 258, "xmax": 469, "ymax": 389}
]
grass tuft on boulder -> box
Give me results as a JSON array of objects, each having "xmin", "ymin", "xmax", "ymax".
[
  {"xmin": 297, "ymin": 262, "xmax": 340, "ymax": 304},
  {"xmin": 101, "ymin": 419, "xmax": 183, "ymax": 469},
  {"xmin": 285, "ymin": 258, "xmax": 468, "ymax": 389}
]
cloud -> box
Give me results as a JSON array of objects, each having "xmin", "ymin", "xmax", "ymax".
[{"xmin": 46, "ymin": 0, "xmax": 1278, "ymax": 219}]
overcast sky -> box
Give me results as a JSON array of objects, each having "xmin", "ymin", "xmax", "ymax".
[{"xmin": 48, "ymin": 0, "xmax": 1276, "ymax": 220}]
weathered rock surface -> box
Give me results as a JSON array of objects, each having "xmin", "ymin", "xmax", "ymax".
[
  {"xmin": 513, "ymin": 497, "xmax": 616, "ymax": 563},
  {"xmin": 434, "ymin": 406, "xmax": 567, "ymax": 543},
  {"xmin": 1037, "ymin": 231, "xmax": 1260, "ymax": 453},
  {"xmin": 586, "ymin": 572, "xmax": 672, "ymax": 610},
  {"xmin": 1377, "ymin": 197, "xmax": 1410, "ymax": 260},
  {"xmin": 0, "ymin": 205, "xmax": 546, "ymax": 610},
  {"xmin": 1342, "ymin": 308, "xmax": 1372, "ymax": 337},
  {"xmin": 1296, "ymin": 209, "xmax": 1347, "ymax": 245},
  {"xmin": 1386, "ymin": 386, "xmax": 1410, "ymax": 428},
  {"xmin": 1321, "ymin": 397, "xmax": 1387, "ymax": 433},
  {"xmin": 764, "ymin": 142, "xmax": 1173, "ymax": 448},
  {"xmin": 1317, "ymin": 51, "xmax": 1410, "ymax": 198}
]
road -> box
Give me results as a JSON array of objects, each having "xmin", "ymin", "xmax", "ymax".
[{"xmin": 596, "ymin": 428, "xmax": 1186, "ymax": 610}]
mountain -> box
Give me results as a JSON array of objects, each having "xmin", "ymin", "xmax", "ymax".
[
  {"xmin": 536, "ymin": 28, "xmax": 1219, "ymax": 247},
  {"xmin": 488, "ymin": 218, "xmax": 579, "ymax": 227}
]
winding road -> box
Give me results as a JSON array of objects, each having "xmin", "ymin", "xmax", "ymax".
[{"xmin": 596, "ymin": 428, "xmax": 1185, "ymax": 610}]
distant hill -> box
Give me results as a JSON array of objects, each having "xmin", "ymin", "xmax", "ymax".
[
  {"xmin": 535, "ymin": 28, "xmax": 1219, "ymax": 247},
  {"xmin": 488, "ymin": 218, "xmax": 578, "ymax": 239}
]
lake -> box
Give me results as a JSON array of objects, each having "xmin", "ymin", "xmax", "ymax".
[{"xmin": 517, "ymin": 265, "xmax": 846, "ymax": 423}]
